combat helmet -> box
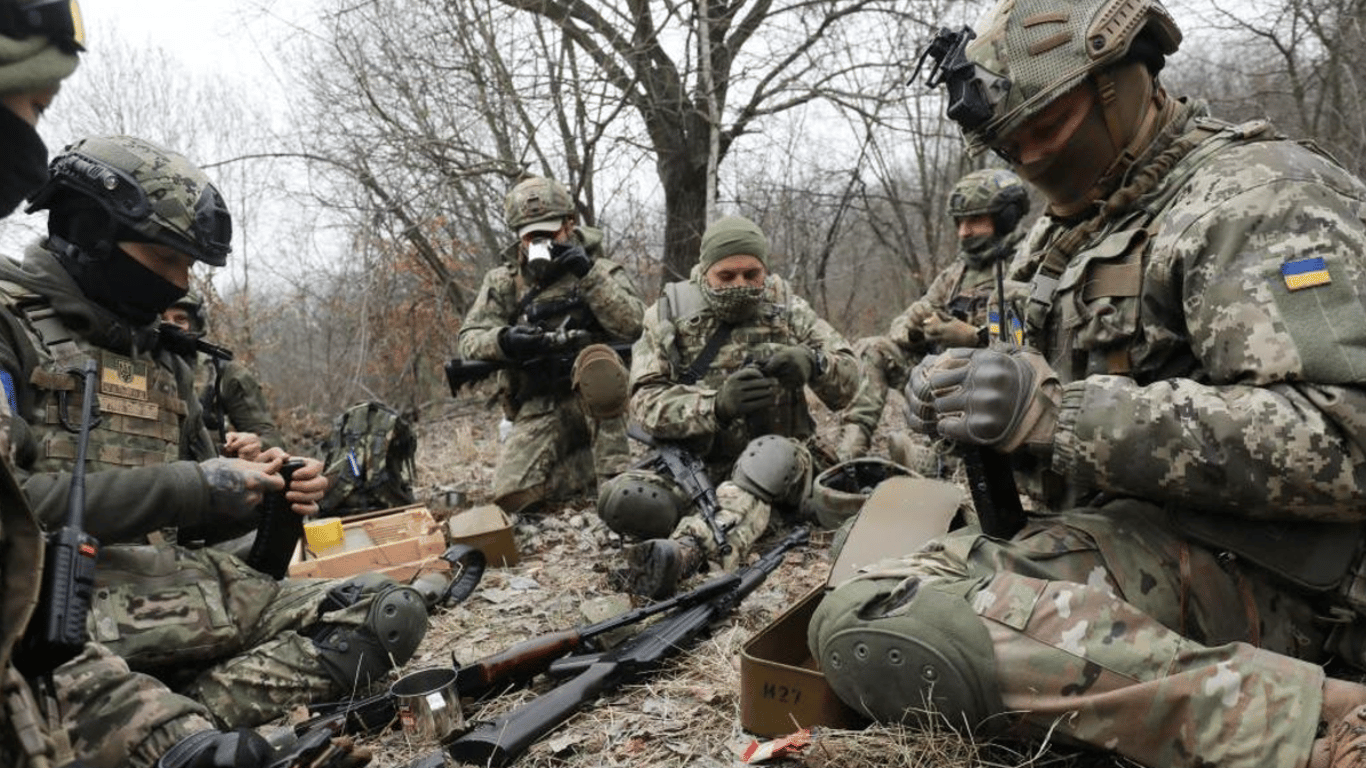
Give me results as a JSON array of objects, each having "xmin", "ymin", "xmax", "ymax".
[
  {"xmin": 0, "ymin": 0, "xmax": 85, "ymax": 84},
  {"xmin": 167, "ymin": 291, "xmax": 207, "ymax": 333},
  {"xmin": 916, "ymin": 0, "xmax": 1181, "ymax": 154},
  {"xmin": 800, "ymin": 458, "xmax": 914, "ymax": 530},
  {"xmin": 947, "ymin": 168, "xmax": 1029, "ymax": 237},
  {"xmin": 503, "ymin": 176, "xmax": 575, "ymax": 237},
  {"xmin": 27, "ymin": 135, "xmax": 231, "ymax": 266}
]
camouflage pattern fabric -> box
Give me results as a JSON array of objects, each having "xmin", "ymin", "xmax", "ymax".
[
  {"xmin": 197, "ymin": 355, "xmax": 283, "ymax": 451},
  {"xmin": 458, "ymin": 227, "xmax": 644, "ymax": 515},
  {"xmin": 630, "ymin": 271, "xmax": 860, "ymax": 560},
  {"xmin": 813, "ymin": 103, "xmax": 1366, "ymax": 768}
]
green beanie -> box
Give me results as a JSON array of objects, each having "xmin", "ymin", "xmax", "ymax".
[
  {"xmin": 698, "ymin": 215, "xmax": 769, "ymax": 271},
  {"xmin": 0, "ymin": 36, "xmax": 78, "ymax": 95}
]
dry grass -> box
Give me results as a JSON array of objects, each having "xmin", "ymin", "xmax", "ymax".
[{"xmin": 320, "ymin": 396, "xmax": 1131, "ymax": 768}]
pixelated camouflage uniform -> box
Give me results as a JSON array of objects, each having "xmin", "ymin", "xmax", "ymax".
[
  {"xmin": 630, "ymin": 269, "xmax": 861, "ymax": 567},
  {"xmin": 458, "ymin": 226, "xmax": 644, "ymax": 514},
  {"xmin": 811, "ymin": 100, "xmax": 1366, "ymax": 768},
  {"xmin": 0, "ymin": 243, "xmax": 381, "ymax": 729},
  {"xmin": 197, "ymin": 355, "xmax": 284, "ymax": 451},
  {"xmin": 0, "ymin": 356, "xmax": 212, "ymax": 768},
  {"xmin": 841, "ymin": 234, "xmax": 1027, "ymax": 474}
]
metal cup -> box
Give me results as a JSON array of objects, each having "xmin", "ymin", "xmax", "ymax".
[{"xmin": 391, "ymin": 667, "xmax": 463, "ymax": 744}]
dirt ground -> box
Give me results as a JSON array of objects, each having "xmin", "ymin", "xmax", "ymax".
[{"xmin": 314, "ymin": 395, "xmax": 1128, "ymax": 768}]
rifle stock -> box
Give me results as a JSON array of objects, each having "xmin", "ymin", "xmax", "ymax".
[{"xmin": 435, "ymin": 528, "xmax": 809, "ymax": 767}]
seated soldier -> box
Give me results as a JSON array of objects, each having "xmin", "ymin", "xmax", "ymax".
[{"xmin": 598, "ymin": 215, "xmax": 861, "ymax": 598}]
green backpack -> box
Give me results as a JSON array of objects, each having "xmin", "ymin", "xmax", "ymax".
[{"xmin": 319, "ymin": 401, "xmax": 418, "ymax": 516}]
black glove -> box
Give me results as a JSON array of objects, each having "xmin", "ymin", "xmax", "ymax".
[
  {"xmin": 762, "ymin": 345, "xmax": 819, "ymax": 388},
  {"xmin": 551, "ymin": 242, "xmax": 592, "ymax": 278},
  {"xmin": 498, "ymin": 325, "xmax": 550, "ymax": 360},
  {"xmin": 926, "ymin": 346, "xmax": 1061, "ymax": 454},
  {"xmin": 715, "ymin": 367, "xmax": 777, "ymax": 421}
]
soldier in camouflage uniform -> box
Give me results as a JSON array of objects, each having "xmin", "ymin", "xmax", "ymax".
[
  {"xmin": 0, "ymin": 135, "xmax": 428, "ymax": 739},
  {"xmin": 0, "ymin": 8, "xmax": 334, "ymax": 768},
  {"xmin": 163, "ymin": 293, "xmax": 284, "ymax": 459},
  {"xmin": 835, "ymin": 168, "xmax": 1030, "ymax": 475},
  {"xmin": 458, "ymin": 176, "xmax": 645, "ymax": 516},
  {"xmin": 810, "ymin": 1, "xmax": 1366, "ymax": 767},
  {"xmin": 605, "ymin": 215, "xmax": 861, "ymax": 598}
]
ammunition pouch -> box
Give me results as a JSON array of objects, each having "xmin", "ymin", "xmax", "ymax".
[{"xmin": 1170, "ymin": 510, "xmax": 1363, "ymax": 593}]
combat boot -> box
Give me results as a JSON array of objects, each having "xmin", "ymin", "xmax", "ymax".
[
  {"xmin": 1316, "ymin": 706, "xmax": 1366, "ymax": 768},
  {"xmin": 623, "ymin": 537, "xmax": 704, "ymax": 599}
]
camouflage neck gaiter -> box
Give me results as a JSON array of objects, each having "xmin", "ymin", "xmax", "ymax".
[{"xmin": 703, "ymin": 283, "xmax": 765, "ymax": 324}]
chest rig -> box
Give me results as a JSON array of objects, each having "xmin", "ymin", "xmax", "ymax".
[
  {"xmin": 0, "ymin": 283, "xmax": 186, "ymax": 473},
  {"xmin": 658, "ymin": 278, "xmax": 813, "ymax": 457}
]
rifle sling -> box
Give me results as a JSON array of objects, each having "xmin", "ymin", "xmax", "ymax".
[{"xmin": 680, "ymin": 323, "xmax": 733, "ymax": 385}]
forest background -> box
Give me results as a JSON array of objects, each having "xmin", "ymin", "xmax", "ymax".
[{"xmin": 1, "ymin": 0, "xmax": 1361, "ymax": 444}]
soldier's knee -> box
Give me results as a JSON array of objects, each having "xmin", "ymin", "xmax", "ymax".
[
  {"xmin": 809, "ymin": 577, "xmax": 1002, "ymax": 731},
  {"xmin": 312, "ymin": 581, "xmax": 428, "ymax": 689},
  {"xmin": 731, "ymin": 435, "xmax": 806, "ymax": 504},
  {"xmin": 596, "ymin": 470, "xmax": 686, "ymax": 540},
  {"xmin": 573, "ymin": 344, "xmax": 629, "ymax": 419}
]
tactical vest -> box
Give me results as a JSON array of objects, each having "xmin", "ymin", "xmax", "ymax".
[
  {"xmin": 1019, "ymin": 119, "xmax": 1366, "ymax": 605},
  {"xmin": 657, "ymin": 278, "xmax": 813, "ymax": 460},
  {"xmin": 0, "ymin": 283, "xmax": 187, "ymax": 472}
]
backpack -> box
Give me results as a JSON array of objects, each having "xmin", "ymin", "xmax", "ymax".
[{"xmin": 318, "ymin": 401, "xmax": 418, "ymax": 516}]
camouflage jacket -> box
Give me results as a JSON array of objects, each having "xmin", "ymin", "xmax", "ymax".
[
  {"xmin": 0, "ymin": 242, "xmax": 218, "ymax": 544},
  {"xmin": 196, "ymin": 355, "xmax": 283, "ymax": 451},
  {"xmin": 457, "ymin": 226, "xmax": 645, "ymax": 414},
  {"xmin": 888, "ymin": 234, "xmax": 1028, "ymax": 354},
  {"xmin": 1016, "ymin": 102, "xmax": 1366, "ymax": 521},
  {"xmin": 630, "ymin": 270, "xmax": 861, "ymax": 465}
]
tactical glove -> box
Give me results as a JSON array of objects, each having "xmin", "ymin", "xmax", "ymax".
[
  {"xmin": 925, "ymin": 346, "xmax": 1061, "ymax": 454},
  {"xmin": 498, "ymin": 325, "xmax": 550, "ymax": 360},
  {"xmin": 551, "ymin": 242, "xmax": 593, "ymax": 278},
  {"xmin": 904, "ymin": 353, "xmax": 942, "ymax": 436},
  {"xmin": 763, "ymin": 345, "xmax": 820, "ymax": 388},
  {"xmin": 714, "ymin": 367, "xmax": 777, "ymax": 421},
  {"xmin": 922, "ymin": 311, "xmax": 983, "ymax": 348}
]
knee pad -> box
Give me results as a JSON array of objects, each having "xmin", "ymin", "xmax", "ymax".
[
  {"xmin": 573, "ymin": 343, "xmax": 630, "ymax": 419},
  {"xmin": 810, "ymin": 577, "xmax": 1002, "ymax": 732},
  {"xmin": 312, "ymin": 584, "xmax": 428, "ymax": 689},
  {"xmin": 596, "ymin": 469, "xmax": 687, "ymax": 540},
  {"xmin": 731, "ymin": 435, "xmax": 804, "ymax": 504}
]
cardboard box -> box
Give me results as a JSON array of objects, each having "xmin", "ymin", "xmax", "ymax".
[
  {"xmin": 288, "ymin": 504, "xmax": 448, "ymax": 581},
  {"xmin": 446, "ymin": 504, "xmax": 519, "ymax": 567},
  {"xmin": 739, "ymin": 476, "xmax": 962, "ymax": 737}
]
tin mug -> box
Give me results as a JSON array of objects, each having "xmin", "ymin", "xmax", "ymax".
[{"xmin": 391, "ymin": 667, "xmax": 463, "ymax": 744}]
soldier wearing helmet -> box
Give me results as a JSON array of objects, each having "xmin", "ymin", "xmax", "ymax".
[
  {"xmin": 162, "ymin": 293, "xmax": 284, "ymax": 459},
  {"xmin": 457, "ymin": 175, "xmax": 645, "ymax": 516},
  {"xmin": 813, "ymin": 0, "xmax": 1366, "ymax": 766},
  {"xmin": 0, "ymin": 135, "xmax": 422, "ymax": 761},
  {"xmin": 833, "ymin": 167, "xmax": 1030, "ymax": 465}
]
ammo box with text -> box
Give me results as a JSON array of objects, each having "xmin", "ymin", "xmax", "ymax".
[
  {"xmin": 288, "ymin": 504, "xmax": 447, "ymax": 581},
  {"xmin": 739, "ymin": 476, "xmax": 962, "ymax": 737},
  {"xmin": 446, "ymin": 504, "xmax": 520, "ymax": 567}
]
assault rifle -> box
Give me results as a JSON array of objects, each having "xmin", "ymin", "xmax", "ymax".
[
  {"xmin": 16, "ymin": 359, "xmax": 102, "ymax": 676},
  {"xmin": 405, "ymin": 528, "xmax": 809, "ymax": 768},
  {"xmin": 444, "ymin": 333, "xmax": 632, "ymax": 396},
  {"xmin": 626, "ymin": 423, "xmax": 731, "ymax": 556},
  {"xmin": 295, "ymin": 558, "xmax": 747, "ymax": 737},
  {"xmin": 246, "ymin": 458, "xmax": 307, "ymax": 579}
]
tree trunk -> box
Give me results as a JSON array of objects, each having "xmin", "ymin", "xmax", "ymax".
[{"xmin": 658, "ymin": 151, "xmax": 710, "ymax": 287}]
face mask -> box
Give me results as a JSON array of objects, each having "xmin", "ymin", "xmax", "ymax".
[
  {"xmin": 0, "ymin": 106, "xmax": 49, "ymax": 218},
  {"xmin": 960, "ymin": 233, "xmax": 994, "ymax": 255},
  {"xmin": 75, "ymin": 246, "xmax": 189, "ymax": 326},
  {"xmin": 703, "ymin": 283, "xmax": 765, "ymax": 323}
]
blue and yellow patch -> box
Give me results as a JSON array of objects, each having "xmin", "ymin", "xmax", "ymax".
[
  {"xmin": 1281, "ymin": 257, "xmax": 1332, "ymax": 291},
  {"xmin": 989, "ymin": 310, "xmax": 1024, "ymax": 345}
]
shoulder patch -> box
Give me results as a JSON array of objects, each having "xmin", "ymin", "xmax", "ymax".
[{"xmin": 1281, "ymin": 257, "xmax": 1332, "ymax": 291}]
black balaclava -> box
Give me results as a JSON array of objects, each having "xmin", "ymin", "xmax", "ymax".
[{"xmin": 0, "ymin": 104, "xmax": 48, "ymax": 217}]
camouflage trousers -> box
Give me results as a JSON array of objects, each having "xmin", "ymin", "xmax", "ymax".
[
  {"xmin": 3, "ymin": 645, "xmax": 212, "ymax": 768},
  {"xmin": 674, "ymin": 437, "xmax": 815, "ymax": 571},
  {"xmin": 494, "ymin": 393, "xmax": 631, "ymax": 515},
  {"xmin": 811, "ymin": 499, "xmax": 1329, "ymax": 768},
  {"xmin": 88, "ymin": 543, "xmax": 375, "ymax": 728}
]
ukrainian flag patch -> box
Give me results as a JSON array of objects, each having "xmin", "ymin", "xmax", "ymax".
[{"xmin": 1281, "ymin": 257, "xmax": 1332, "ymax": 291}]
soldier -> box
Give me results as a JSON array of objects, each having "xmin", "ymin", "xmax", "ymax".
[
  {"xmin": 603, "ymin": 215, "xmax": 861, "ymax": 598},
  {"xmin": 457, "ymin": 175, "xmax": 645, "ymax": 516},
  {"xmin": 162, "ymin": 292, "xmax": 284, "ymax": 459},
  {"xmin": 1, "ymin": 134, "xmax": 428, "ymax": 732},
  {"xmin": 809, "ymin": 1, "xmax": 1366, "ymax": 767},
  {"xmin": 0, "ymin": 6, "xmax": 361, "ymax": 767},
  {"xmin": 835, "ymin": 168, "xmax": 1029, "ymax": 468}
]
